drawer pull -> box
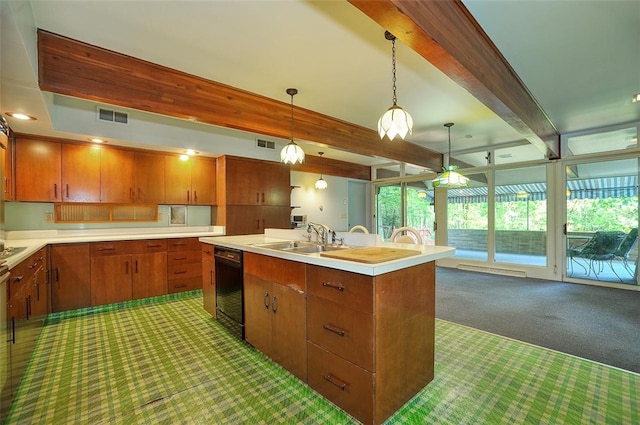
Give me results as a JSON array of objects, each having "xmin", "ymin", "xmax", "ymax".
[
  {"xmin": 12, "ymin": 275, "xmax": 24, "ymax": 283},
  {"xmin": 173, "ymin": 256, "xmax": 188, "ymax": 260},
  {"xmin": 174, "ymin": 284, "xmax": 187, "ymax": 289},
  {"xmin": 147, "ymin": 244, "xmax": 162, "ymax": 248},
  {"xmin": 324, "ymin": 374, "xmax": 348, "ymax": 391},
  {"xmin": 263, "ymin": 292, "xmax": 270, "ymax": 309},
  {"xmin": 99, "ymin": 247, "xmax": 116, "ymax": 251},
  {"xmin": 174, "ymin": 270, "xmax": 188, "ymax": 274},
  {"xmin": 323, "ymin": 323, "xmax": 346, "ymax": 337},
  {"xmin": 322, "ymin": 281, "xmax": 345, "ymax": 292}
]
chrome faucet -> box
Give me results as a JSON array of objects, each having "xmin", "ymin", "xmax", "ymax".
[{"xmin": 307, "ymin": 223, "xmax": 328, "ymax": 244}]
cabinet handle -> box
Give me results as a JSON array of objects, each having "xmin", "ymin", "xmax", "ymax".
[
  {"xmin": 66, "ymin": 184, "xmax": 69, "ymax": 198},
  {"xmin": 9, "ymin": 318, "xmax": 15, "ymax": 344},
  {"xmin": 34, "ymin": 282, "xmax": 40, "ymax": 301},
  {"xmin": 99, "ymin": 247, "xmax": 115, "ymax": 251},
  {"xmin": 55, "ymin": 268, "xmax": 60, "ymax": 283},
  {"xmin": 125, "ymin": 261, "xmax": 129, "ymax": 274},
  {"xmin": 25, "ymin": 296, "xmax": 31, "ymax": 319},
  {"xmin": 194, "ymin": 191, "xmax": 197, "ymax": 204},
  {"xmin": 256, "ymin": 219, "xmax": 260, "ymax": 230},
  {"xmin": 263, "ymin": 292, "xmax": 270, "ymax": 309},
  {"xmin": 173, "ymin": 256, "xmax": 187, "ymax": 260},
  {"xmin": 261, "ymin": 192, "xmax": 265, "ymax": 203},
  {"xmin": 210, "ymin": 270, "xmax": 214, "ymax": 287},
  {"xmin": 322, "ymin": 281, "xmax": 345, "ymax": 292},
  {"xmin": 262, "ymin": 219, "xmax": 265, "ymax": 230},
  {"xmin": 322, "ymin": 323, "xmax": 346, "ymax": 337},
  {"xmin": 271, "ymin": 296, "xmax": 277, "ymax": 313},
  {"xmin": 187, "ymin": 190, "xmax": 190, "ymax": 202},
  {"xmin": 174, "ymin": 270, "xmax": 187, "ymax": 274},
  {"xmin": 256, "ymin": 192, "xmax": 260, "ymax": 203},
  {"xmin": 12, "ymin": 275, "xmax": 23, "ymax": 283},
  {"xmin": 135, "ymin": 260, "xmax": 139, "ymax": 273},
  {"xmin": 129, "ymin": 187, "xmax": 134, "ymax": 201},
  {"xmin": 147, "ymin": 244, "xmax": 162, "ymax": 248},
  {"xmin": 54, "ymin": 183, "xmax": 58, "ymax": 199},
  {"xmin": 324, "ymin": 374, "xmax": 348, "ymax": 391},
  {"xmin": 174, "ymin": 284, "xmax": 187, "ymax": 289}
]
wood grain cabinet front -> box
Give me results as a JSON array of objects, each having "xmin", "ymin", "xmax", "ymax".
[
  {"xmin": 50, "ymin": 243, "xmax": 91, "ymax": 312},
  {"xmin": 201, "ymin": 243, "xmax": 215, "ymax": 316},
  {"xmin": 167, "ymin": 237, "xmax": 202, "ymax": 293},
  {"xmin": 244, "ymin": 252, "xmax": 307, "ymax": 381}
]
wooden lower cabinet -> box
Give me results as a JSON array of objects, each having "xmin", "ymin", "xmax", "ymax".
[
  {"xmin": 202, "ymin": 243, "xmax": 216, "ymax": 316},
  {"xmin": 132, "ymin": 252, "xmax": 167, "ymax": 299},
  {"xmin": 244, "ymin": 253, "xmax": 307, "ymax": 381},
  {"xmin": 50, "ymin": 243, "xmax": 91, "ymax": 312},
  {"xmin": 306, "ymin": 261, "xmax": 436, "ymax": 425},
  {"xmin": 91, "ymin": 254, "xmax": 132, "ymax": 305},
  {"xmin": 167, "ymin": 238, "xmax": 202, "ymax": 293}
]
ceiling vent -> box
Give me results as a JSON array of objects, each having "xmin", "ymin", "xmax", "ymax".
[
  {"xmin": 97, "ymin": 107, "xmax": 128, "ymax": 124},
  {"xmin": 256, "ymin": 138, "xmax": 275, "ymax": 150}
]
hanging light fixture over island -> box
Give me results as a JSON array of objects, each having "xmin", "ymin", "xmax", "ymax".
[
  {"xmin": 280, "ymin": 88, "xmax": 305, "ymax": 165},
  {"xmin": 432, "ymin": 123, "xmax": 469, "ymax": 189}
]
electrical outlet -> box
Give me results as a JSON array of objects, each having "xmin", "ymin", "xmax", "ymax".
[{"xmin": 44, "ymin": 212, "xmax": 53, "ymax": 223}]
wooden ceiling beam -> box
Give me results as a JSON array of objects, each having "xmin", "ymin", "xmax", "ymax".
[
  {"xmin": 37, "ymin": 29, "xmax": 442, "ymax": 171},
  {"xmin": 348, "ymin": 0, "xmax": 560, "ymax": 159}
]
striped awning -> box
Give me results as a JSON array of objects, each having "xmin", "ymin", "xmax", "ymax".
[{"xmin": 447, "ymin": 176, "xmax": 637, "ymax": 204}]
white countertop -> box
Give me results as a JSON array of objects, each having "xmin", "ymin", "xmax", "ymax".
[
  {"xmin": 200, "ymin": 230, "xmax": 455, "ymax": 276},
  {"xmin": 3, "ymin": 226, "xmax": 225, "ymax": 269}
]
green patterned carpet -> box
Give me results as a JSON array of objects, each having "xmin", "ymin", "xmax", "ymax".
[{"xmin": 6, "ymin": 291, "xmax": 638, "ymax": 424}]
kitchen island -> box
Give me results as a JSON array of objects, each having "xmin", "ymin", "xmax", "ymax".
[{"xmin": 200, "ymin": 230, "xmax": 454, "ymax": 425}]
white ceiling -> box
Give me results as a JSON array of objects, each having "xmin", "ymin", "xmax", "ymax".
[{"xmin": 1, "ymin": 0, "xmax": 639, "ymax": 169}]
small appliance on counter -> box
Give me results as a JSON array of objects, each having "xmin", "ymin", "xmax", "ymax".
[{"xmin": 290, "ymin": 214, "xmax": 307, "ymax": 228}]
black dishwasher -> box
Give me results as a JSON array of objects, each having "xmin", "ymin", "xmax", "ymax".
[{"xmin": 214, "ymin": 247, "xmax": 244, "ymax": 339}]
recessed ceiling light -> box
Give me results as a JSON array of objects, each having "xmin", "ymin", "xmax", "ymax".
[
  {"xmin": 633, "ymin": 93, "xmax": 640, "ymax": 103},
  {"xmin": 89, "ymin": 137, "xmax": 107, "ymax": 144},
  {"xmin": 185, "ymin": 149, "xmax": 199, "ymax": 156},
  {"xmin": 5, "ymin": 112, "xmax": 36, "ymax": 120}
]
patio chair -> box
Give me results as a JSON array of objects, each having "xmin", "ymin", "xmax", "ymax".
[
  {"xmin": 349, "ymin": 225, "xmax": 369, "ymax": 234},
  {"xmin": 568, "ymin": 230, "xmax": 625, "ymax": 280},
  {"xmin": 612, "ymin": 228, "xmax": 638, "ymax": 279},
  {"xmin": 390, "ymin": 226, "xmax": 423, "ymax": 245}
]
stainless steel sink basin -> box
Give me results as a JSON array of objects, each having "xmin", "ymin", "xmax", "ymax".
[{"xmin": 253, "ymin": 241, "xmax": 349, "ymax": 254}]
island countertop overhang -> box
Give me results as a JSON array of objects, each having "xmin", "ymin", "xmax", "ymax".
[{"xmin": 199, "ymin": 233, "xmax": 455, "ymax": 276}]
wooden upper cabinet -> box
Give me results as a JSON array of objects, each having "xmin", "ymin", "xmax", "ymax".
[
  {"xmin": 165, "ymin": 155, "xmax": 216, "ymax": 205},
  {"xmin": 223, "ymin": 156, "xmax": 290, "ymax": 206},
  {"xmin": 15, "ymin": 137, "xmax": 62, "ymax": 202},
  {"xmin": 134, "ymin": 152, "xmax": 165, "ymax": 204},
  {"xmin": 100, "ymin": 148, "xmax": 134, "ymax": 203},
  {"xmin": 3, "ymin": 132, "xmax": 13, "ymax": 201},
  {"xmin": 61, "ymin": 144, "xmax": 101, "ymax": 202},
  {"xmin": 191, "ymin": 157, "xmax": 216, "ymax": 205}
]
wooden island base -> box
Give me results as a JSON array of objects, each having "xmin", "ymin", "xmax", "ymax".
[{"xmin": 243, "ymin": 252, "xmax": 435, "ymax": 425}]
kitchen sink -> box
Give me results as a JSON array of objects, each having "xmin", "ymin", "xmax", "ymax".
[{"xmin": 253, "ymin": 241, "xmax": 350, "ymax": 254}]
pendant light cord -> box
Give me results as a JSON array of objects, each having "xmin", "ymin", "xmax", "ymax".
[{"xmin": 391, "ymin": 36, "xmax": 397, "ymax": 106}]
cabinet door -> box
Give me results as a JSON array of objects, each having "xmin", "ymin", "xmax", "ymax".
[
  {"xmin": 224, "ymin": 158, "xmax": 261, "ymax": 205},
  {"xmin": 15, "ymin": 138, "xmax": 62, "ymax": 202},
  {"xmin": 244, "ymin": 274, "xmax": 273, "ymax": 356},
  {"xmin": 165, "ymin": 155, "xmax": 192, "ymax": 204},
  {"xmin": 202, "ymin": 244, "xmax": 216, "ymax": 316},
  {"xmin": 225, "ymin": 205, "xmax": 262, "ymax": 236},
  {"xmin": 61, "ymin": 144, "xmax": 101, "ymax": 202},
  {"xmin": 2, "ymin": 132, "xmax": 12, "ymax": 201},
  {"xmin": 191, "ymin": 157, "xmax": 216, "ymax": 205},
  {"xmin": 271, "ymin": 283, "xmax": 307, "ymax": 381},
  {"xmin": 101, "ymin": 148, "xmax": 135, "ymax": 203},
  {"xmin": 262, "ymin": 162, "xmax": 291, "ymax": 206},
  {"xmin": 50, "ymin": 244, "xmax": 91, "ymax": 312},
  {"xmin": 132, "ymin": 252, "xmax": 167, "ymax": 299},
  {"xmin": 134, "ymin": 152, "xmax": 165, "ymax": 203},
  {"xmin": 29, "ymin": 251, "xmax": 48, "ymax": 318},
  {"xmin": 262, "ymin": 206, "xmax": 292, "ymax": 230},
  {"xmin": 90, "ymin": 254, "xmax": 132, "ymax": 305}
]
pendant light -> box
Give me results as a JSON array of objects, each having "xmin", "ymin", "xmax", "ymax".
[
  {"xmin": 315, "ymin": 152, "xmax": 328, "ymax": 190},
  {"xmin": 280, "ymin": 88, "xmax": 305, "ymax": 164},
  {"xmin": 378, "ymin": 31, "xmax": 413, "ymax": 141},
  {"xmin": 432, "ymin": 123, "xmax": 469, "ymax": 188}
]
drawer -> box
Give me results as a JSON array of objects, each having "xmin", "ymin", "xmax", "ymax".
[
  {"xmin": 307, "ymin": 294, "xmax": 374, "ymax": 372},
  {"xmin": 167, "ymin": 237, "xmax": 201, "ymax": 251},
  {"xmin": 307, "ymin": 342, "xmax": 374, "ymax": 425},
  {"xmin": 307, "ymin": 265, "xmax": 373, "ymax": 313},
  {"xmin": 168, "ymin": 263, "xmax": 202, "ymax": 280},
  {"xmin": 90, "ymin": 241, "xmax": 136, "ymax": 256},
  {"xmin": 168, "ymin": 276, "xmax": 202, "ymax": 293},
  {"xmin": 128, "ymin": 239, "xmax": 167, "ymax": 254},
  {"xmin": 167, "ymin": 249, "xmax": 201, "ymax": 264}
]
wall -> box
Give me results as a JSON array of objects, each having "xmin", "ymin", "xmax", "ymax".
[
  {"xmin": 5, "ymin": 202, "xmax": 211, "ymax": 231},
  {"xmin": 290, "ymin": 171, "xmax": 370, "ymax": 232}
]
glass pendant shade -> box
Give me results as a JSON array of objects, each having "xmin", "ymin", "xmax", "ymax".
[
  {"xmin": 432, "ymin": 122, "xmax": 468, "ymax": 189},
  {"xmin": 432, "ymin": 165, "xmax": 469, "ymax": 188},
  {"xmin": 315, "ymin": 176, "xmax": 327, "ymax": 190},
  {"xmin": 281, "ymin": 87, "xmax": 304, "ymax": 165},
  {"xmin": 378, "ymin": 105, "xmax": 413, "ymax": 141},
  {"xmin": 280, "ymin": 141, "xmax": 305, "ymax": 164}
]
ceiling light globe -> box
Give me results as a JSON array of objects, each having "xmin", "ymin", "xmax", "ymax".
[
  {"xmin": 315, "ymin": 177, "xmax": 327, "ymax": 190},
  {"xmin": 378, "ymin": 105, "xmax": 413, "ymax": 141},
  {"xmin": 280, "ymin": 141, "xmax": 305, "ymax": 165}
]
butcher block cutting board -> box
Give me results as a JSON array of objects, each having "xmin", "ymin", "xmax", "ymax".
[{"xmin": 320, "ymin": 247, "xmax": 421, "ymax": 263}]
